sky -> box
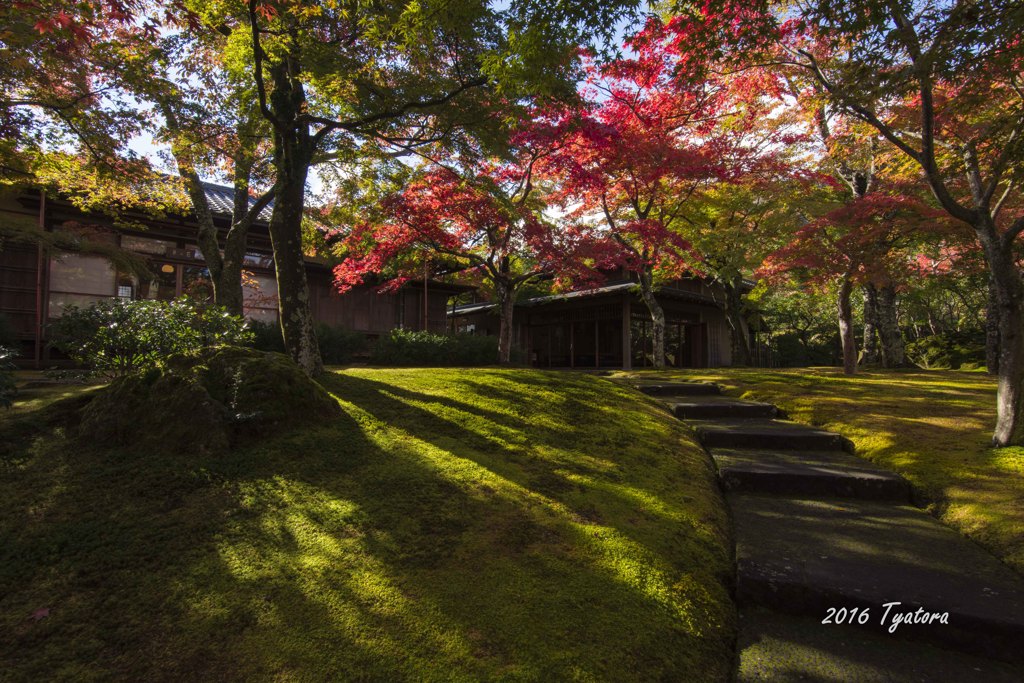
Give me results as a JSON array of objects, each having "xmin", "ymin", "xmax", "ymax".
[{"xmin": 122, "ymin": 3, "xmax": 642, "ymax": 204}]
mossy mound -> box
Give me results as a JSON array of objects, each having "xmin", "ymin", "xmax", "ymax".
[{"xmin": 79, "ymin": 346, "xmax": 341, "ymax": 453}]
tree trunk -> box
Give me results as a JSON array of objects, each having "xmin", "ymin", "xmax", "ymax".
[
  {"xmin": 724, "ymin": 276, "xmax": 752, "ymax": 366},
  {"xmin": 216, "ymin": 158, "xmax": 260, "ymax": 317},
  {"xmin": 268, "ymin": 60, "xmax": 322, "ymax": 376},
  {"xmin": 861, "ymin": 283, "xmax": 880, "ymax": 365},
  {"xmin": 638, "ymin": 271, "xmax": 666, "ymax": 369},
  {"xmin": 986, "ymin": 275, "xmax": 1000, "ymax": 375},
  {"xmin": 837, "ymin": 276, "xmax": 856, "ymax": 375},
  {"xmin": 496, "ymin": 279, "xmax": 515, "ymax": 365},
  {"xmin": 876, "ymin": 284, "xmax": 904, "ymax": 368},
  {"xmin": 216, "ymin": 252, "xmax": 245, "ymax": 316},
  {"xmin": 983, "ymin": 236, "xmax": 1024, "ymax": 446},
  {"xmin": 165, "ymin": 111, "xmax": 255, "ymax": 318}
]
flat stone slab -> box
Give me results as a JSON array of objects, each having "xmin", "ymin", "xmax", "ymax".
[
  {"xmin": 712, "ymin": 448, "xmax": 910, "ymax": 501},
  {"xmin": 692, "ymin": 418, "xmax": 854, "ymax": 453},
  {"xmin": 736, "ymin": 607, "xmax": 1023, "ymax": 682},
  {"xmin": 635, "ymin": 381, "xmax": 721, "ymax": 396},
  {"xmin": 665, "ymin": 396, "xmax": 777, "ymax": 420},
  {"xmin": 730, "ymin": 494, "xmax": 1024, "ymax": 661}
]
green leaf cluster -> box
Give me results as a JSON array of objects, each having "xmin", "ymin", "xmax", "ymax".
[{"xmin": 49, "ymin": 297, "xmax": 254, "ymax": 378}]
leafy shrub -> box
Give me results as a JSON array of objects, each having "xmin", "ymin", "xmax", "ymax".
[
  {"xmin": 79, "ymin": 346, "xmax": 341, "ymax": 453},
  {"xmin": 771, "ymin": 331, "xmax": 838, "ymax": 367},
  {"xmin": 247, "ymin": 320, "xmax": 367, "ymax": 364},
  {"xmin": 905, "ymin": 332, "xmax": 985, "ymax": 370},
  {"xmin": 247, "ymin": 319, "xmax": 286, "ymax": 353},
  {"xmin": 0, "ymin": 346, "xmax": 17, "ymax": 409},
  {"xmin": 49, "ymin": 298, "xmax": 253, "ymax": 378},
  {"xmin": 370, "ymin": 329, "xmax": 499, "ymax": 366},
  {"xmin": 316, "ymin": 323, "xmax": 367, "ymax": 364}
]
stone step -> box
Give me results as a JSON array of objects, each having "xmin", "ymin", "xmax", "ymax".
[
  {"xmin": 735, "ymin": 607, "xmax": 1024, "ymax": 682},
  {"xmin": 635, "ymin": 381, "xmax": 721, "ymax": 396},
  {"xmin": 711, "ymin": 448, "xmax": 911, "ymax": 502},
  {"xmin": 692, "ymin": 418, "xmax": 854, "ymax": 453},
  {"xmin": 665, "ymin": 396, "xmax": 778, "ymax": 420},
  {"xmin": 730, "ymin": 494, "xmax": 1024, "ymax": 662}
]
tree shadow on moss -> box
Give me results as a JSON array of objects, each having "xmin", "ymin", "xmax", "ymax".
[
  {"xmin": 317, "ymin": 372, "xmax": 731, "ymax": 583},
  {"xmin": 0, "ymin": 374, "xmax": 734, "ymax": 681}
]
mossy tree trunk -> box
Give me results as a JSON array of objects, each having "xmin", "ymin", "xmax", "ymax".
[
  {"xmin": 638, "ymin": 268, "xmax": 666, "ymax": 369},
  {"xmin": 266, "ymin": 58, "xmax": 322, "ymax": 376},
  {"xmin": 986, "ymin": 275, "xmax": 1000, "ymax": 375},
  {"xmin": 496, "ymin": 279, "xmax": 516, "ymax": 365},
  {"xmin": 837, "ymin": 275, "xmax": 856, "ymax": 375},
  {"xmin": 724, "ymin": 275, "xmax": 752, "ymax": 366},
  {"xmin": 162, "ymin": 105, "xmax": 272, "ymax": 317},
  {"xmin": 981, "ymin": 225, "xmax": 1024, "ymax": 445},
  {"xmin": 876, "ymin": 283, "xmax": 904, "ymax": 368},
  {"xmin": 861, "ymin": 283, "xmax": 880, "ymax": 365}
]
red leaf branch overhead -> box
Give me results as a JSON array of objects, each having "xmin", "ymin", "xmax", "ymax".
[
  {"xmin": 333, "ymin": 119, "xmax": 606, "ymax": 295},
  {"xmin": 759, "ymin": 192, "xmax": 955, "ymax": 288}
]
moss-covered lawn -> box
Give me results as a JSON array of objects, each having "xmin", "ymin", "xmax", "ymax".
[
  {"xmin": 614, "ymin": 367, "xmax": 1024, "ymax": 575},
  {"xmin": 0, "ymin": 368, "xmax": 734, "ymax": 681}
]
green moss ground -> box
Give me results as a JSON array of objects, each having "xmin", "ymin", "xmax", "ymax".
[
  {"xmin": 613, "ymin": 367, "xmax": 1024, "ymax": 575},
  {"xmin": 0, "ymin": 368, "xmax": 734, "ymax": 681}
]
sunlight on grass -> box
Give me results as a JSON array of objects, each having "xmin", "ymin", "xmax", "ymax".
[{"xmin": 1, "ymin": 368, "xmax": 735, "ymax": 680}]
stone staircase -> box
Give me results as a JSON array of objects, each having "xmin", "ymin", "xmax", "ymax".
[{"xmin": 636, "ymin": 380, "xmax": 1024, "ymax": 681}]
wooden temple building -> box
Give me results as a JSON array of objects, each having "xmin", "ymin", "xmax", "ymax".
[
  {"xmin": 0, "ymin": 184, "xmax": 468, "ymax": 366},
  {"xmin": 449, "ymin": 276, "xmax": 735, "ymax": 370},
  {"xmin": 1, "ymin": 183, "xmax": 737, "ymax": 370}
]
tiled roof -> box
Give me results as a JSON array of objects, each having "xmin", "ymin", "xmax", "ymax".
[
  {"xmin": 199, "ymin": 181, "xmax": 275, "ymax": 223},
  {"xmin": 450, "ymin": 280, "xmax": 720, "ymax": 316}
]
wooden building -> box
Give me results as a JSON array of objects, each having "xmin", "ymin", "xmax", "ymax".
[
  {"xmin": 450, "ymin": 276, "xmax": 734, "ymax": 369},
  {"xmin": 0, "ymin": 184, "xmax": 468, "ymax": 366}
]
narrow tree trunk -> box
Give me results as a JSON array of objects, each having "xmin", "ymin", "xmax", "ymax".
[
  {"xmin": 164, "ymin": 103, "xmax": 258, "ymax": 318},
  {"xmin": 268, "ymin": 61, "xmax": 322, "ymax": 375},
  {"xmin": 216, "ymin": 158, "xmax": 260, "ymax": 317},
  {"xmin": 216, "ymin": 253, "xmax": 245, "ymax": 316},
  {"xmin": 861, "ymin": 283, "xmax": 880, "ymax": 365},
  {"xmin": 985, "ymin": 239, "xmax": 1024, "ymax": 446},
  {"xmin": 724, "ymin": 277, "xmax": 752, "ymax": 366},
  {"xmin": 876, "ymin": 284, "xmax": 904, "ymax": 368},
  {"xmin": 496, "ymin": 280, "xmax": 515, "ymax": 365},
  {"xmin": 638, "ymin": 271, "xmax": 666, "ymax": 369},
  {"xmin": 837, "ymin": 276, "xmax": 856, "ymax": 375},
  {"xmin": 986, "ymin": 275, "xmax": 1000, "ymax": 375}
]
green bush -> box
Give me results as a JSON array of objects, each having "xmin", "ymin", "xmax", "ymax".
[
  {"xmin": 247, "ymin": 320, "xmax": 367, "ymax": 364},
  {"xmin": 316, "ymin": 323, "xmax": 367, "ymax": 364},
  {"xmin": 79, "ymin": 346, "xmax": 341, "ymax": 453},
  {"xmin": 247, "ymin": 319, "xmax": 286, "ymax": 353},
  {"xmin": 905, "ymin": 332, "xmax": 985, "ymax": 370},
  {"xmin": 0, "ymin": 346, "xmax": 17, "ymax": 409},
  {"xmin": 370, "ymin": 329, "xmax": 499, "ymax": 366},
  {"xmin": 49, "ymin": 298, "xmax": 253, "ymax": 378}
]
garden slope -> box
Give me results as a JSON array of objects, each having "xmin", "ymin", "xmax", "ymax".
[{"xmin": 0, "ymin": 368, "xmax": 734, "ymax": 681}]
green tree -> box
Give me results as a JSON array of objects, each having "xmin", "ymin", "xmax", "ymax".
[{"xmin": 206, "ymin": 0, "xmax": 643, "ymax": 374}]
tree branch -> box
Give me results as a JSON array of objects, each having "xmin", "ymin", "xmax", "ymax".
[{"xmin": 247, "ymin": 0, "xmax": 282, "ymax": 130}]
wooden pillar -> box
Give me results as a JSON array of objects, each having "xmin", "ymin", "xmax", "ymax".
[
  {"xmin": 34, "ymin": 191, "xmax": 46, "ymax": 368},
  {"xmin": 621, "ymin": 296, "xmax": 632, "ymax": 370},
  {"xmin": 594, "ymin": 319, "xmax": 599, "ymax": 368},
  {"xmin": 547, "ymin": 326, "xmax": 552, "ymax": 367},
  {"xmin": 570, "ymin": 322, "xmax": 575, "ymax": 368},
  {"xmin": 423, "ymin": 261, "xmax": 429, "ymax": 331}
]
